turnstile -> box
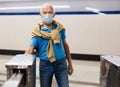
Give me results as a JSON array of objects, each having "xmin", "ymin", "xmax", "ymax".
[
  {"xmin": 2, "ymin": 54, "xmax": 36, "ymax": 87},
  {"xmin": 100, "ymin": 55, "xmax": 120, "ymax": 87}
]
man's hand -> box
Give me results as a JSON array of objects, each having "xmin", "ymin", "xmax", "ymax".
[
  {"xmin": 68, "ymin": 64, "xmax": 73, "ymax": 76},
  {"xmin": 25, "ymin": 46, "xmax": 34, "ymax": 54}
]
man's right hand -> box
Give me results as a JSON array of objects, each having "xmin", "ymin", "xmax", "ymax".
[{"xmin": 25, "ymin": 46, "xmax": 34, "ymax": 54}]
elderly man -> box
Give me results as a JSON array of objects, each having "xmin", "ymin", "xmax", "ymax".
[{"xmin": 25, "ymin": 3, "xmax": 73, "ymax": 87}]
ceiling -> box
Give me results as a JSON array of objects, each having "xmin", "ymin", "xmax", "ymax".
[{"xmin": 0, "ymin": 0, "xmax": 120, "ymax": 13}]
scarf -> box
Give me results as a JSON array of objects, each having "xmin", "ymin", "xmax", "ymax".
[{"xmin": 32, "ymin": 20, "xmax": 64, "ymax": 63}]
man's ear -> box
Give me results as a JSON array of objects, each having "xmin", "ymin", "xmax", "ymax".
[{"xmin": 53, "ymin": 13, "xmax": 55, "ymax": 18}]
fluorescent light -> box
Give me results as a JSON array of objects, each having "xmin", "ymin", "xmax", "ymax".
[
  {"xmin": 0, "ymin": 6, "xmax": 41, "ymax": 10},
  {"xmin": 98, "ymin": 13, "xmax": 106, "ymax": 15},
  {"xmin": 0, "ymin": 5, "xmax": 70, "ymax": 11},
  {"xmin": 86, "ymin": 7, "xmax": 99, "ymax": 13},
  {"xmin": 53, "ymin": 5, "xmax": 70, "ymax": 8},
  {"xmin": 86, "ymin": 7, "xmax": 105, "ymax": 15}
]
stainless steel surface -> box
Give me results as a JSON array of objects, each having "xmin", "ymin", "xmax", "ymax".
[
  {"xmin": 101, "ymin": 55, "xmax": 120, "ymax": 67},
  {"xmin": 6, "ymin": 54, "xmax": 36, "ymax": 69},
  {"xmin": 2, "ymin": 73, "xmax": 23, "ymax": 87},
  {"xmin": 5, "ymin": 54, "xmax": 36, "ymax": 87},
  {"xmin": 100, "ymin": 55, "xmax": 120, "ymax": 87}
]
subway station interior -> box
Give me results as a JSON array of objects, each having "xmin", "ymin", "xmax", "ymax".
[{"xmin": 0, "ymin": 0, "xmax": 120, "ymax": 87}]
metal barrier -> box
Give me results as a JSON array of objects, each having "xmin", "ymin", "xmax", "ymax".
[
  {"xmin": 100, "ymin": 55, "xmax": 120, "ymax": 87},
  {"xmin": 2, "ymin": 54, "xmax": 36, "ymax": 87},
  {"xmin": 2, "ymin": 73, "xmax": 23, "ymax": 87}
]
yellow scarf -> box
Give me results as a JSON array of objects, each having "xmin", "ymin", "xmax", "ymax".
[{"xmin": 32, "ymin": 20, "xmax": 63, "ymax": 63}]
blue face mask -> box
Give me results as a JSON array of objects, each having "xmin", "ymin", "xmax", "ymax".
[{"xmin": 42, "ymin": 14, "xmax": 53, "ymax": 24}]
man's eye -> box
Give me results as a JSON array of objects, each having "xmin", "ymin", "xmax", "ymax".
[{"xmin": 43, "ymin": 12, "xmax": 47, "ymax": 14}]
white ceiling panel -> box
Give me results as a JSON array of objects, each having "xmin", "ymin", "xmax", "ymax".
[{"xmin": 0, "ymin": 0, "xmax": 120, "ymax": 13}]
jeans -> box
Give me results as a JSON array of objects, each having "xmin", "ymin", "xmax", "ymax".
[{"xmin": 39, "ymin": 58, "xmax": 69, "ymax": 87}]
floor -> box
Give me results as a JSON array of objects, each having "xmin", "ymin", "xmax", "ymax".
[{"xmin": 0, "ymin": 55, "xmax": 100, "ymax": 87}]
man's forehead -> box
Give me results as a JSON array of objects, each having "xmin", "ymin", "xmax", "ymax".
[{"xmin": 42, "ymin": 6, "xmax": 53, "ymax": 10}]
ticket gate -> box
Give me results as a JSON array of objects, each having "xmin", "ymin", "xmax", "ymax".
[
  {"xmin": 100, "ymin": 55, "xmax": 120, "ymax": 87},
  {"xmin": 2, "ymin": 54, "xmax": 36, "ymax": 87}
]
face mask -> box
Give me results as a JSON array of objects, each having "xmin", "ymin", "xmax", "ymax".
[{"xmin": 42, "ymin": 14, "xmax": 53, "ymax": 24}]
